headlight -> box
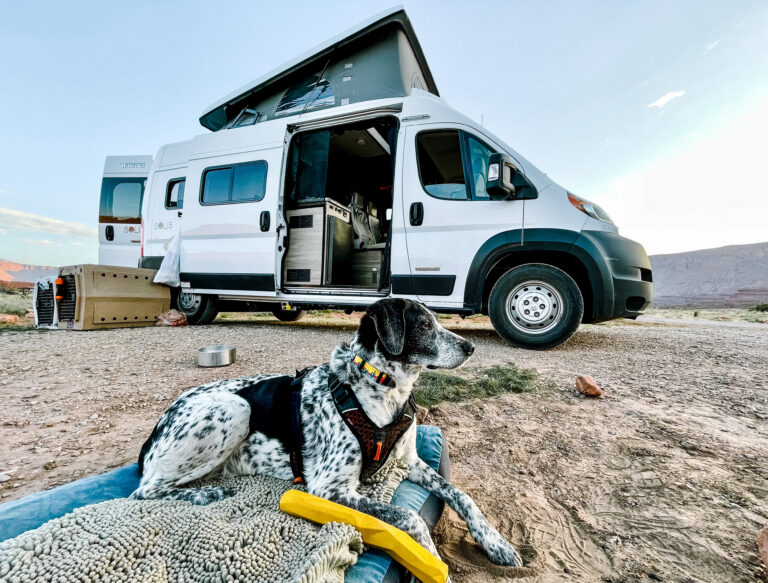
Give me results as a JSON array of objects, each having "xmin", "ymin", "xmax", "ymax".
[{"xmin": 567, "ymin": 192, "xmax": 614, "ymax": 225}]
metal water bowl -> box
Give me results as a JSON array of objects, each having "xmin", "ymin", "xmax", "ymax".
[{"xmin": 198, "ymin": 345, "xmax": 236, "ymax": 367}]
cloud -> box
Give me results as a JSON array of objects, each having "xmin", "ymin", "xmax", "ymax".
[
  {"xmin": 706, "ymin": 39, "xmax": 721, "ymax": 52},
  {"xmin": 0, "ymin": 208, "xmax": 97, "ymax": 238},
  {"xmin": 0, "ymin": 228, "xmax": 5, "ymax": 235},
  {"xmin": 22, "ymin": 238, "xmax": 63, "ymax": 247},
  {"xmin": 647, "ymin": 90, "xmax": 686, "ymax": 109}
]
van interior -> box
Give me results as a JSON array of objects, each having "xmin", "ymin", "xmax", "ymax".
[{"xmin": 282, "ymin": 116, "xmax": 397, "ymax": 292}]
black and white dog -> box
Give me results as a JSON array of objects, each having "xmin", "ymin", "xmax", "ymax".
[{"xmin": 132, "ymin": 298, "xmax": 522, "ymax": 566}]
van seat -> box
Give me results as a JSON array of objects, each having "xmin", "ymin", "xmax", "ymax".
[{"xmin": 350, "ymin": 193, "xmax": 382, "ymax": 249}]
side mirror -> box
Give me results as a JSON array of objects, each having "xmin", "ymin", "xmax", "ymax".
[
  {"xmin": 486, "ymin": 153, "xmax": 538, "ymax": 201},
  {"xmin": 486, "ymin": 153, "xmax": 518, "ymax": 200}
]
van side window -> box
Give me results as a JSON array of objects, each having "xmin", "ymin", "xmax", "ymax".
[
  {"xmin": 232, "ymin": 163, "xmax": 267, "ymax": 202},
  {"xmin": 165, "ymin": 179, "xmax": 185, "ymax": 209},
  {"xmin": 416, "ymin": 131, "xmax": 468, "ymax": 200},
  {"xmin": 201, "ymin": 161, "xmax": 268, "ymax": 205},
  {"xmin": 466, "ymin": 135, "xmax": 495, "ymax": 200}
]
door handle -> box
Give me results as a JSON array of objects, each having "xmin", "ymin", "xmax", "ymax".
[
  {"xmin": 409, "ymin": 202, "xmax": 423, "ymax": 226},
  {"xmin": 105, "ymin": 225, "xmax": 114, "ymax": 241},
  {"xmin": 260, "ymin": 211, "xmax": 270, "ymax": 232}
]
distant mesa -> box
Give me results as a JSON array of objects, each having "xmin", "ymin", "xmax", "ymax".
[
  {"xmin": 0, "ymin": 260, "xmax": 57, "ymax": 287},
  {"xmin": 650, "ymin": 241, "xmax": 768, "ymax": 308}
]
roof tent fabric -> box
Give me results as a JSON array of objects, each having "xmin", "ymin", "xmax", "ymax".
[{"xmin": 199, "ymin": 8, "xmax": 437, "ymax": 132}]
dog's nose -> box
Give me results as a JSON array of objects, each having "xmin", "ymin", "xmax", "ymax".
[{"xmin": 461, "ymin": 340, "xmax": 475, "ymax": 356}]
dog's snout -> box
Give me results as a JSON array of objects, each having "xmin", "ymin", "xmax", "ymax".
[{"xmin": 461, "ymin": 340, "xmax": 475, "ymax": 356}]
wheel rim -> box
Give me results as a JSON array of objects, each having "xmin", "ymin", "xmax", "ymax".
[
  {"xmin": 177, "ymin": 291, "xmax": 202, "ymax": 314},
  {"xmin": 505, "ymin": 280, "xmax": 564, "ymax": 335}
]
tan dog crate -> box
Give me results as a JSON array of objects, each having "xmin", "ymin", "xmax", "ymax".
[{"xmin": 56, "ymin": 265, "xmax": 170, "ymax": 330}]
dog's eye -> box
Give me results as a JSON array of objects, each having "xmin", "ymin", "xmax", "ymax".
[{"xmin": 419, "ymin": 321, "xmax": 431, "ymax": 331}]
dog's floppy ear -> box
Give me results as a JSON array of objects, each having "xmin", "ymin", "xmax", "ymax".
[{"xmin": 366, "ymin": 299, "xmax": 406, "ymax": 356}]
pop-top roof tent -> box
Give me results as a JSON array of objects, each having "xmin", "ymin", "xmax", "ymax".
[{"xmin": 199, "ymin": 7, "xmax": 438, "ymax": 132}]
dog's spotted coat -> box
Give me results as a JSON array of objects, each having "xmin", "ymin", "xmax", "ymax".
[{"xmin": 132, "ymin": 299, "xmax": 522, "ymax": 566}]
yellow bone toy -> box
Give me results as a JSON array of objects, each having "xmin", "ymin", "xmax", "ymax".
[{"xmin": 280, "ymin": 489, "xmax": 448, "ymax": 583}]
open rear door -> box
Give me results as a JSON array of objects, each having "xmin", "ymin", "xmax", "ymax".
[{"xmin": 98, "ymin": 155, "xmax": 152, "ymax": 267}]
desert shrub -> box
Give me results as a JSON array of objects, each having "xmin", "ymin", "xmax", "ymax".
[
  {"xmin": 414, "ymin": 363, "xmax": 538, "ymax": 407},
  {"xmin": 749, "ymin": 303, "xmax": 768, "ymax": 313},
  {"xmin": 0, "ymin": 291, "xmax": 32, "ymax": 317}
]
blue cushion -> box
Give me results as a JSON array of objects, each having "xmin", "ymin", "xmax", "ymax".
[
  {"xmin": 0, "ymin": 425, "xmax": 445, "ymax": 583},
  {"xmin": 0, "ymin": 464, "xmax": 141, "ymax": 542}
]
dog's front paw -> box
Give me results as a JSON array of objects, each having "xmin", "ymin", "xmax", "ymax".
[{"xmin": 485, "ymin": 537, "xmax": 523, "ymax": 567}]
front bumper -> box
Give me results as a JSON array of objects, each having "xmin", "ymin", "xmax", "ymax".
[{"xmin": 576, "ymin": 230, "xmax": 653, "ymax": 321}]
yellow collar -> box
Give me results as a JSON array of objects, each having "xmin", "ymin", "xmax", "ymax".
[{"xmin": 352, "ymin": 355, "xmax": 395, "ymax": 387}]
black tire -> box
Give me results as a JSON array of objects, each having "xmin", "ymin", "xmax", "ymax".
[
  {"xmin": 488, "ymin": 263, "xmax": 583, "ymax": 349},
  {"xmin": 174, "ymin": 290, "xmax": 219, "ymax": 325},
  {"xmin": 271, "ymin": 307, "xmax": 306, "ymax": 322}
]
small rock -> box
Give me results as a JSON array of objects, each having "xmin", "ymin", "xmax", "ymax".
[
  {"xmin": 0, "ymin": 473, "xmax": 10, "ymax": 483},
  {"xmin": 679, "ymin": 441, "xmax": 694, "ymax": 450},
  {"xmin": 758, "ymin": 527, "xmax": 768, "ymax": 571},
  {"xmin": 647, "ymin": 573, "xmax": 663, "ymax": 581},
  {"xmin": 743, "ymin": 453, "xmax": 755, "ymax": 460},
  {"xmin": 43, "ymin": 461, "xmax": 57, "ymax": 471},
  {"xmin": 576, "ymin": 375, "xmax": 602, "ymax": 397},
  {"xmin": 89, "ymin": 413, "xmax": 98, "ymax": 420}
]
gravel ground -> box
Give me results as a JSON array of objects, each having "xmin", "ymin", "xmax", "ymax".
[{"xmin": 1, "ymin": 313, "xmax": 767, "ymax": 582}]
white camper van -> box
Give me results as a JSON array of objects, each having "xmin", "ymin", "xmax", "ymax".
[
  {"xmin": 98, "ymin": 155, "xmax": 152, "ymax": 267},
  {"xmin": 139, "ymin": 8, "xmax": 652, "ymax": 348}
]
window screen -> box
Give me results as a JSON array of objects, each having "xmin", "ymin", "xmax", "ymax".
[
  {"xmin": 202, "ymin": 162, "xmax": 267, "ymax": 205},
  {"xmin": 275, "ymin": 74, "xmax": 335, "ymax": 117},
  {"xmin": 416, "ymin": 131, "xmax": 467, "ymax": 200},
  {"xmin": 165, "ymin": 179, "xmax": 185, "ymax": 209}
]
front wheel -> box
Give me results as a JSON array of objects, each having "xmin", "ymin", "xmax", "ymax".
[
  {"xmin": 174, "ymin": 290, "xmax": 219, "ymax": 325},
  {"xmin": 488, "ymin": 264, "xmax": 583, "ymax": 349}
]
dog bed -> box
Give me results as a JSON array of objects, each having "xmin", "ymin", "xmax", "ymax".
[{"xmin": 0, "ymin": 425, "xmax": 449, "ymax": 583}]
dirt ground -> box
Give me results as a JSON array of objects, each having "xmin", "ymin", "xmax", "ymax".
[{"xmin": 0, "ymin": 312, "xmax": 766, "ymax": 583}]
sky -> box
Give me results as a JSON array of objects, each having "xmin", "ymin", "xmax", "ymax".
[{"xmin": 1, "ymin": 0, "xmax": 767, "ymax": 265}]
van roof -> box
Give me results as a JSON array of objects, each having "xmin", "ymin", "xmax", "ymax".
[{"xmin": 199, "ymin": 7, "xmax": 438, "ymax": 132}]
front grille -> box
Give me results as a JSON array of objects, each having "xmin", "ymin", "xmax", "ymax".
[
  {"xmin": 35, "ymin": 281, "xmax": 55, "ymax": 325},
  {"xmin": 58, "ymin": 274, "xmax": 77, "ymax": 321}
]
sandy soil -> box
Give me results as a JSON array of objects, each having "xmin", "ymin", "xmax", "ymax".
[{"xmin": 1, "ymin": 313, "xmax": 766, "ymax": 582}]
